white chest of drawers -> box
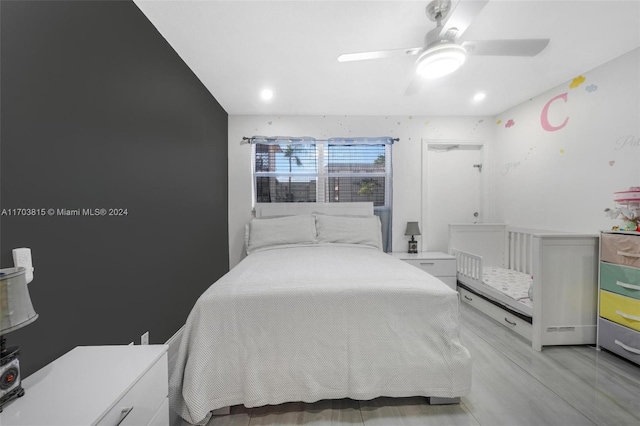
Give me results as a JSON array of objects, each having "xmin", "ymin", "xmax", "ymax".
[
  {"xmin": 0, "ymin": 345, "xmax": 168, "ymax": 426},
  {"xmin": 598, "ymin": 231, "xmax": 640, "ymax": 365},
  {"xmin": 390, "ymin": 252, "xmax": 457, "ymax": 290}
]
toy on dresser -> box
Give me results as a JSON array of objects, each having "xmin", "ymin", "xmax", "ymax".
[{"xmin": 605, "ymin": 187, "xmax": 640, "ymax": 232}]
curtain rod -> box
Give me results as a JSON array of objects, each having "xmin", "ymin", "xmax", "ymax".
[{"xmin": 242, "ymin": 136, "xmax": 399, "ymax": 144}]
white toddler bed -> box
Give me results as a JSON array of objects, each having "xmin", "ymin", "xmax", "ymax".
[
  {"xmin": 449, "ymin": 224, "xmax": 599, "ymax": 351},
  {"xmin": 169, "ymin": 203, "xmax": 471, "ymax": 425}
]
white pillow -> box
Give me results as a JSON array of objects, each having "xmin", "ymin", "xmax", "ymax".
[
  {"xmin": 246, "ymin": 214, "xmax": 317, "ymax": 254},
  {"xmin": 315, "ymin": 214, "xmax": 383, "ymax": 250}
]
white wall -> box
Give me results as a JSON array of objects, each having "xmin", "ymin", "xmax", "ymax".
[
  {"xmin": 489, "ymin": 47, "xmax": 640, "ymax": 232},
  {"xmin": 228, "ymin": 48, "xmax": 640, "ymax": 268},
  {"xmin": 228, "ymin": 115, "xmax": 492, "ymax": 268}
]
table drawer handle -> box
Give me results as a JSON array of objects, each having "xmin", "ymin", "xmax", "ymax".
[
  {"xmin": 616, "ymin": 281, "xmax": 640, "ymax": 291},
  {"xmin": 615, "ymin": 310, "xmax": 640, "ymax": 322},
  {"xmin": 463, "ymin": 295, "xmax": 473, "ymax": 301},
  {"xmin": 504, "ymin": 318, "xmax": 516, "ymax": 327},
  {"xmin": 420, "ymin": 262, "xmax": 435, "ymax": 266},
  {"xmin": 116, "ymin": 407, "xmax": 134, "ymax": 426},
  {"xmin": 614, "ymin": 339, "xmax": 640, "ymax": 355},
  {"xmin": 617, "ymin": 250, "xmax": 640, "ymax": 258}
]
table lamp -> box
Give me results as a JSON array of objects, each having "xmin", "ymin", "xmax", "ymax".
[
  {"xmin": 405, "ymin": 221, "xmax": 421, "ymax": 253},
  {"xmin": 0, "ymin": 266, "xmax": 38, "ymax": 412}
]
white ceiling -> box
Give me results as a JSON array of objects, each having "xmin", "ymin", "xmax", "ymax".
[{"xmin": 134, "ymin": 0, "xmax": 640, "ymax": 116}]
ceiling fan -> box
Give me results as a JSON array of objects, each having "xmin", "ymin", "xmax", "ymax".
[{"xmin": 338, "ymin": 0, "xmax": 550, "ymax": 79}]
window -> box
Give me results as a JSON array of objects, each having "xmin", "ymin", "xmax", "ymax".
[
  {"xmin": 325, "ymin": 144, "xmax": 388, "ymax": 206},
  {"xmin": 251, "ymin": 136, "xmax": 394, "ymax": 250},
  {"xmin": 254, "ymin": 141, "xmax": 318, "ymax": 203}
]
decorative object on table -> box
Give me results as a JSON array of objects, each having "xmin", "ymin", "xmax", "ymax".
[
  {"xmin": 605, "ymin": 187, "xmax": 640, "ymax": 231},
  {"xmin": 405, "ymin": 221, "xmax": 421, "ymax": 253},
  {"xmin": 0, "ymin": 249, "xmax": 38, "ymax": 412}
]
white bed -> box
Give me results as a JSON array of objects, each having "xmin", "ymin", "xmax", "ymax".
[
  {"xmin": 169, "ymin": 203, "xmax": 471, "ymax": 425},
  {"xmin": 449, "ymin": 224, "xmax": 598, "ymax": 351}
]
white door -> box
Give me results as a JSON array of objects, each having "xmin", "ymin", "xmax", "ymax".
[{"xmin": 422, "ymin": 144, "xmax": 483, "ymax": 252}]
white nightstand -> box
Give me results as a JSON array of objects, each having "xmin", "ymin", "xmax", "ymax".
[
  {"xmin": 390, "ymin": 252, "xmax": 457, "ymax": 290},
  {"xmin": 0, "ymin": 345, "xmax": 168, "ymax": 426}
]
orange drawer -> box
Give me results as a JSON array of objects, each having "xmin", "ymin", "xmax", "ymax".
[{"xmin": 601, "ymin": 233, "xmax": 640, "ymax": 268}]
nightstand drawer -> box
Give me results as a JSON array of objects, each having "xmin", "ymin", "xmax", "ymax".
[
  {"xmin": 149, "ymin": 398, "xmax": 169, "ymax": 426},
  {"xmin": 97, "ymin": 353, "xmax": 168, "ymax": 426},
  {"xmin": 598, "ymin": 317, "xmax": 640, "ymax": 364},
  {"xmin": 402, "ymin": 258, "xmax": 456, "ymax": 277},
  {"xmin": 600, "ymin": 262, "xmax": 640, "ymax": 300}
]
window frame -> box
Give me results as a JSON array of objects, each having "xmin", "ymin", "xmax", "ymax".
[{"xmin": 251, "ymin": 141, "xmax": 392, "ymax": 209}]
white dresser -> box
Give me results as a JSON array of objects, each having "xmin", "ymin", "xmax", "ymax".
[
  {"xmin": 0, "ymin": 345, "xmax": 168, "ymax": 426},
  {"xmin": 597, "ymin": 231, "xmax": 640, "ymax": 365},
  {"xmin": 390, "ymin": 252, "xmax": 457, "ymax": 290}
]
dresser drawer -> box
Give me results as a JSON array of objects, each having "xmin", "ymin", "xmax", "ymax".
[
  {"xmin": 402, "ymin": 258, "xmax": 456, "ymax": 277},
  {"xmin": 599, "ymin": 290, "xmax": 640, "ymax": 332},
  {"xmin": 600, "ymin": 262, "xmax": 640, "ymax": 300},
  {"xmin": 598, "ymin": 317, "xmax": 640, "ymax": 364},
  {"xmin": 97, "ymin": 353, "xmax": 168, "ymax": 426},
  {"xmin": 149, "ymin": 398, "xmax": 169, "ymax": 426},
  {"xmin": 601, "ymin": 233, "xmax": 640, "ymax": 268}
]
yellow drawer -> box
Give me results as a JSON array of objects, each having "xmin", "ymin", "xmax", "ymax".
[{"xmin": 600, "ymin": 290, "xmax": 640, "ymax": 332}]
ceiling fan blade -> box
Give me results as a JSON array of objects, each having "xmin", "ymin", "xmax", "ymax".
[
  {"xmin": 404, "ymin": 75, "xmax": 422, "ymax": 96},
  {"xmin": 439, "ymin": 0, "xmax": 489, "ymax": 40},
  {"xmin": 338, "ymin": 47, "xmax": 423, "ymax": 62},
  {"xmin": 463, "ymin": 39, "xmax": 550, "ymax": 56}
]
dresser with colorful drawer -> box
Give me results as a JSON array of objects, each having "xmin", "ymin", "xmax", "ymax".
[{"xmin": 597, "ymin": 231, "xmax": 640, "ymax": 365}]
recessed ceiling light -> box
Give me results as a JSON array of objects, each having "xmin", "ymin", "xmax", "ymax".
[
  {"xmin": 473, "ymin": 92, "xmax": 486, "ymax": 102},
  {"xmin": 260, "ymin": 88, "xmax": 274, "ymax": 101}
]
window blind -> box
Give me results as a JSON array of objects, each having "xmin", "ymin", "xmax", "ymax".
[{"xmin": 250, "ymin": 136, "xmax": 395, "ymax": 251}]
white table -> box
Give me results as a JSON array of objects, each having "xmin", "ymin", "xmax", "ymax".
[{"xmin": 0, "ymin": 345, "xmax": 168, "ymax": 426}]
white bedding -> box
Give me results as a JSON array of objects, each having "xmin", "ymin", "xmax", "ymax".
[{"xmin": 169, "ymin": 245, "xmax": 471, "ymax": 425}]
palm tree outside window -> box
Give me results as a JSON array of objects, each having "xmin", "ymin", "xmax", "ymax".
[{"xmin": 251, "ymin": 136, "xmax": 394, "ymax": 251}]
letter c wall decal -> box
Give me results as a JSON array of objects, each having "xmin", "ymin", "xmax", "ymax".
[{"xmin": 541, "ymin": 92, "xmax": 569, "ymax": 131}]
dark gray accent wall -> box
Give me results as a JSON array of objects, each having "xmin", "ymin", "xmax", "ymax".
[{"xmin": 0, "ymin": 0, "xmax": 229, "ymax": 376}]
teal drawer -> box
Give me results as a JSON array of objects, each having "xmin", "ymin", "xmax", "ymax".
[{"xmin": 600, "ymin": 262, "xmax": 640, "ymax": 301}]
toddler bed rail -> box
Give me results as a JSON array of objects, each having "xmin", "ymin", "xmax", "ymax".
[
  {"xmin": 455, "ymin": 250, "xmax": 482, "ymax": 283},
  {"xmin": 449, "ymin": 224, "xmax": 599, "ymax": 351}
]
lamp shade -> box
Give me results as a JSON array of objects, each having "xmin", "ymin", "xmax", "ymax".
[
  {"xmin": 0, "ymin": 267, "xmax": 38, "ymax": 335},
  {"xmin": 405, "ymin": 222, "xmax": 421, "ymax": 236}
]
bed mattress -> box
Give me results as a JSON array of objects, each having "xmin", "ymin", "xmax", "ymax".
[
  {"xmin": 169, "ymin": 244, "xmax": 471, "ymax": 425},
  {"xmin": 458, "ymin": 265, "xmax": 533, "ymax": 317},
  {"xmin": 483, "ymin": 267, "xmax": 533, "ymax": 309}
]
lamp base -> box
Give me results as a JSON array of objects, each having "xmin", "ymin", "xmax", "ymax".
[
  {"xmin": 0, "ymin": 339, "xmax": 24, "ymax": 412},
  {"xmin": 408, "ymin": 239, "xmax": 418, "ymax": 254}
]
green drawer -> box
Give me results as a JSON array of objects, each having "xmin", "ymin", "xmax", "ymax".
[{"xmin": 601, "ymin": 262, "xmax": 640, "ymax": 301}]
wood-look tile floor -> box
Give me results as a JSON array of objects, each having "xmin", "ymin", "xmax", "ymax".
[{"xmin": 171, "ymin": 303, "xmax": 640, "ymax": 426}]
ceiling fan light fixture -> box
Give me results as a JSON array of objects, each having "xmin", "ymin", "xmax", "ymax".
[
  {"xmin": 415, "ymin": 44, "xmax": 467, "ymax": 79},
  {"xmin": 260, "ymin": 88, "xmax": 274, "ymax": 101}
]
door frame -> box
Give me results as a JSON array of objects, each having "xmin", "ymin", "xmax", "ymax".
[{"xmin": 421, "ymin": 140, "xmax": 486, "ymax": 252}]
